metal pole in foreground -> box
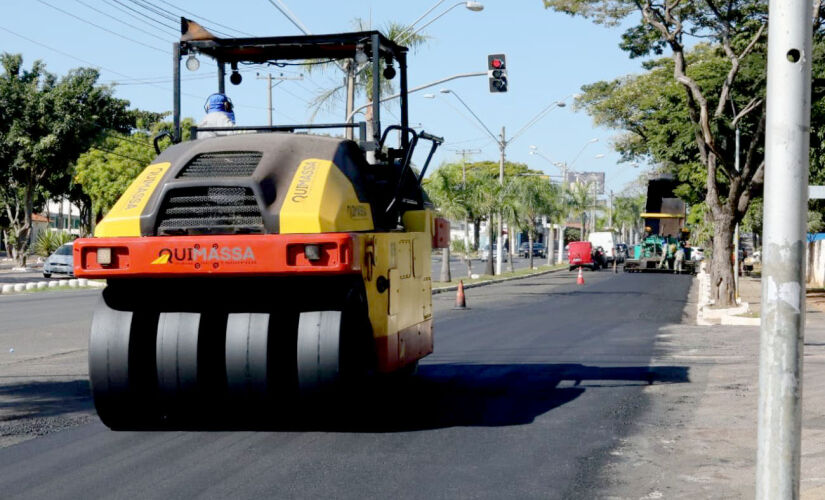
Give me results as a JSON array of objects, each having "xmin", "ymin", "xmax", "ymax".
[{"xmin": 756, "ymin": 0, "xmax": 812, "ymax": 497}]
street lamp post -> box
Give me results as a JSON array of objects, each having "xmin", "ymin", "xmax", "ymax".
[{"xmin": 440, "ymin": 89, "xmax": 568, "ymax": 275}]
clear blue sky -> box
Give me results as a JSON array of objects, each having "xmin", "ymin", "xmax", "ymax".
[{"xmin": 0, "ymin": 0, "xmax": 650, "ymax": 194}]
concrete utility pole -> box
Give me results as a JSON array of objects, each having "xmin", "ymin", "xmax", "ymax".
[
  {"xmin": 558, "ymin": 162, "xmax": 568, "ymax": 264},
  {"xmin": 256, "ymin": 72, "xmax": 303, "ymax": 126},
  {"xmin": 453, "ymin": 148, "xmax": 481, "ymax": 252},
  {"xmin": 608, "ymin": 189, "xmax": 614, "ymax": 229},
  {"xmin": 497, "ymin": 126, "xmax": 506, "ymax": 276},
  {"xmin": 756, "ymin": 0, "xmax": 812, "ymax": 498}
]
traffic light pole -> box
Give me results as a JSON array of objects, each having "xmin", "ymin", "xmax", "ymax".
[{"xmin": 756, "ymin": 0, "xmax": 812, "ymax": 498}]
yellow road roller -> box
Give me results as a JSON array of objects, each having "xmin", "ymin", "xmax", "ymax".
[{"xmin": 73, "ymin": 21, "xmax": 448, "ymax": 428}]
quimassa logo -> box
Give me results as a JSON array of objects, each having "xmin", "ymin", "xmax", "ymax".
[{"xmin": 151, "ymin": 245, "xmax": 256, "ymax": 265}]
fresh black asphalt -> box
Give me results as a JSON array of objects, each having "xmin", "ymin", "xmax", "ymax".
[{"xmin": 0, "ymin": 269, "xmax": 692, "ymax": 499}]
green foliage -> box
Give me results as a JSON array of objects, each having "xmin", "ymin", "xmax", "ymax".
[
  {"xmin": 809, "ymin": 210, "xmax": 825, "ymax": 234},
  {"xmin": 450, "ymin": 238, "xmax": 466, "ymax": 254},
  {"xmin": 741, "ymin": 197, "xmax": 763, "ymax": 236},
  {"xmin": 309, "ymin": 19, "xmax": 428, "ymax": 115},
  {"xmin": 74, "ymin": 118, "xmax": 195, "ymax": 223},
  {"xmin": 33, "ymin": 230, "xmax": 74, "ymax": 257},
  {"xmin": 0, "ymin": 54, "xmax": 132, "ymax": 264},
  {"xmin": 612, "ymin": 194, "xmax": 645, "ymax": 232},
  {"xmin": 686, "ymin": 203, "xmax": 713, "ymax": 247},
  {"xmin": 510, "ymin": 175, "xmax": 562, "ymax": 237},
  {"xmin": 567, "ymin": 181, "xmax": 595, "ymax": 238}
]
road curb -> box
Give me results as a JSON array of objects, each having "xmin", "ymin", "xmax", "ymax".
[
  {"xmin": 0, "ymin": 278, "xmax": 105, "ymax": 296},
  {"xmin": 432, "ymin": 266, "xmax": 568, "ymax": 295}
]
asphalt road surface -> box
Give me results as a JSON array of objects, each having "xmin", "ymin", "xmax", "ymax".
[{"xmin": 0, "ymin": 269, "xmax": 692, "ymax": 499}]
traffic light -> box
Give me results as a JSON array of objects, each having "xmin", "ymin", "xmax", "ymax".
[{"xmin": 488, "ymin": 54, "xmax": 507, "ymax": 93}]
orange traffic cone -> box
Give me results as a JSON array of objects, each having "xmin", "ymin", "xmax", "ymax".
[
  {"xmin": 576, "ymin": 266, "xmax": 585, "ymax": 285},
  {"xmin": 454, "ymin": 280, "xmax": 469, "ymax": 309}
]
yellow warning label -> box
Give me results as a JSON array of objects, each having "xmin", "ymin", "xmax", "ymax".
[{"xmin": 94, "ymin": 162, "xmax": 172, "ymax": 237}]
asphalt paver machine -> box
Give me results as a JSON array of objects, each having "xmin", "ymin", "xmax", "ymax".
[{"xmin": 73, "ymin": 20, "xmax": 448, "ymax": 428}]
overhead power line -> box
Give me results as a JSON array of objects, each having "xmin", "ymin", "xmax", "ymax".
[
  {"xmin": 163, "ymin": 1, "xmax": 254, "ymax": 36},
  {"xmin": 128, "ymin": 0, "xmax": 177, "ymax": 24},
  {"xmin": 0, "ymin": 25, "xmax": 244, "ymax": 108},
  {"xmin": 72, "ymin": 0, "xmax": 171, "ymax": 44},
  {"xmin": 131, "ymin": 0, "xmax": 237, "ymax": 38},
  {"xmin": 36, "ymin": 0, "xmax": 166, "ymax": 53},
  {"xmin": 104, "ymin": 0, "xmax": 178, "ymax": 34}
]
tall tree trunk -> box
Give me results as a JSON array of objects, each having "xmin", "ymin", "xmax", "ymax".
[
  {"xmin": 473, "ymin": 218, "xmax": 481, "ymax": 251},
  {"xmin": 485, "ymin": 214, "xmax": 494, "ymax": 275},
  {"xmin": 581, "ymin": 215, "xmax": 586, "ymax": 240},
  {"xmin": 507, "ymin": 223, "xmax": 515, "ymax": 273},
  {"xmin": 464, "ymin": 218, "xmax": 473, "ymax": 277},
  {"xmin": 547, "ymin": 226, "xmax": 555, "ymax": 266},
  {"xmin": 528, "ymin": 232, "xmax": 534, "ymax": 269},
  {"xmin": 710, "ymin": 215, "xmax": 736, "ymax": 306},
  {"xmin": 440, "ymin": 246, "xmax": 451, "ymax": 283}
]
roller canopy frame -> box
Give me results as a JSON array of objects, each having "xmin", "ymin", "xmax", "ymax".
[{"xmin": 174, "ymin": 22, "xmax": 410, "ymax": 155}]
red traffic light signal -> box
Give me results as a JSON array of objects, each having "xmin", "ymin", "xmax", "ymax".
[{"xmin": 487, "ymin": 53, "xmax": 507, "ymax": 93}]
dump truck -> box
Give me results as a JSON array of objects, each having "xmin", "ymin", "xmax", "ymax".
[
  {"xmin": 623, "ymin": 176, "xmax": 696, "ymax": 274},
  {"xmin": 73, "ymin": 21, "xmax": 448, "ymax": 428}
]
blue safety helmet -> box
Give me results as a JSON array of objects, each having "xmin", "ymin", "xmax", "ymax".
[{"xmin": 204, "ymin": 93, "xmax": 235, "ymax": 123}]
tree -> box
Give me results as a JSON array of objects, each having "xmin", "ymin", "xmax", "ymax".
[
  {"xmin": 0, "ymin": 54, "xmax": 131, "ymax": 265},
  {"xmin": 613, "ymin": 193, "xmax": 645, "ymax": 244},
  {"xmin": 309, "ymin": 19, "xmax": 428, "ymax": 120},
  {"xmin": 424, "ymin": 167, "xmax": 469, "ymax": 282},
  {"xmin": 544, "ymin": 0, "xmax": 771, "ymax": 306},
  {"xmin": 568, "ymin": 181, "xmax": 595, "ymax": 240},
  {"xmin": 74, "ymin": 117, "xmax": 194, "ymax": 231},
  {"xmin": 512, "ymin": 176, "xmax": 562, "ymax": 269}
]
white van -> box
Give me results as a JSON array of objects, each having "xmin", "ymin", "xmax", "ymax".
[{"xmin": 587, "ymin": 232, "xmax": 618, "ymax": 263}]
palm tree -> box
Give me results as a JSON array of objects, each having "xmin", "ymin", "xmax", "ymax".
[
  {"xmin": 307, "ymin": 19, "xmax": 428, "ymax": 121},
  {"xmin": 613, "ymin": 194, "xmax": 645, "ymax": 244},
  {"xmin": 568, "ymin": 181, "xmax": 595, "ymax": 240},
  {"xmin": 470, "ymin": 175, "xmax": 501, "ymax": 276},
  {"xmin": 513, "ymin": 177, "xmax": 562, "ymax": 269},
  {"xmin": 424, "ymin": 168, "xmax": 469, "ymax": 282}
]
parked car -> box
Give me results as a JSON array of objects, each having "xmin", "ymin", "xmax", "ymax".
[
  {"xmin": 43, "ymin": 242, "xmax": 75, "ymax": 278},
  {"xmin": 519, "ymin": 242, "xmax": 546, "ymax": 258},
  {"xmin": 691, "ymin": 247, "xmax": 705, "ymax": 261}
]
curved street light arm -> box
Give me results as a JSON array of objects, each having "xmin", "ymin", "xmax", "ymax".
[
  {"xmin": 346, "ymin": 71, "xmax": 486, "ymax": 123},
  {"xmin": 397, "ymin": 0, "xmax": 448, "ymax": 41},
  {"xmin": 442, "ymin": 90, "xmax": 500, "ymax": 145},
  {"xmin": 398, "ymin": 2, "xmax": 466, "ymax": 46},
  {"xmin": 568, "ymin": 138, "xmax": 599, "ymax": 169},
  {"xmin": 509, "ymin": 97, "xmax": 570, "ymax": 145}
]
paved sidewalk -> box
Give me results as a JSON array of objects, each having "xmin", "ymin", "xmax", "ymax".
[{"xmin": 602, "ymin": 275, "xmax": 825, "ymax": 499}]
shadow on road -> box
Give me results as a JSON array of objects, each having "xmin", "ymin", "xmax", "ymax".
[
  {"xmin": 131, "ymin": 363, "xmax": 691, "ymax": 433},
  {"xmin": 0, "ymin": 365, "xmax": 689, "ymax": 432}
]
